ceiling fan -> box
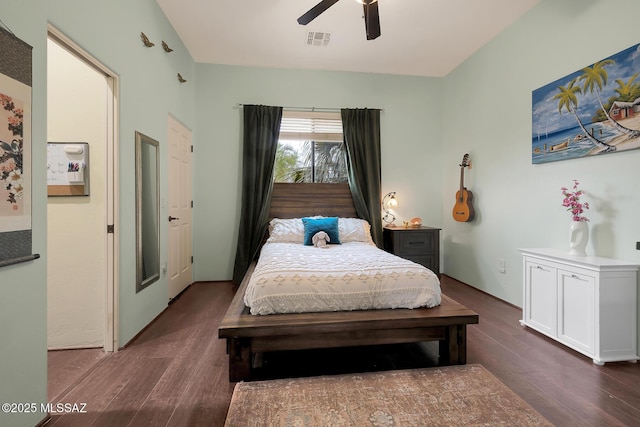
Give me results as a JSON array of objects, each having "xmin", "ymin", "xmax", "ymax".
[{"xmin": 297, "ymin": 0, "xmax": 381, "ymax": 40}]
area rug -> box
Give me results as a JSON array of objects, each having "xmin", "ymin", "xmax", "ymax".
[{"xmin": 224, "ymin": 365, "xmax": 552, "ymax": 426}]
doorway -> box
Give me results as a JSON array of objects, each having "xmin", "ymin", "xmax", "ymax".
[{"xmin": 46, "ymin": 27, "xmax": 119, "ymax": 352}]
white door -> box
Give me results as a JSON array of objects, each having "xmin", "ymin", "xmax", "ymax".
[{"xmin": 168, "ymin": 115, "xmax": 193, "ymax": 299}]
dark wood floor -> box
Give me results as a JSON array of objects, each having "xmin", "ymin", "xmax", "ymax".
[{"xmin": 46, "ymin": 276, "xmax": 640, "ymax": 426}]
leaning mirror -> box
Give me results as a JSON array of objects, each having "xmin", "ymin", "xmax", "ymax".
[{"xmin": 135, "ymin": 131, "xmax": 160, "ymax": 292}]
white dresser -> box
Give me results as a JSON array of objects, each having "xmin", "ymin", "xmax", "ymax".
[{"xmin": 519, "ymin": 248, "xmax": 639, "ymax": 365}]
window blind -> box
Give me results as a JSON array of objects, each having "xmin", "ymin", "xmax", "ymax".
[{"xmin": 279, "ymin": 110, "xmax": 343, "ymax": 142}]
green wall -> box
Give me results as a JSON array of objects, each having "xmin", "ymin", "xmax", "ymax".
[
  {"xmin": 45, "ymin": 0, "xmax": 196, "ymax": 344},
  {"xmin": 1, "ymin": 1, "xmax": 194, "ymax": 425},
  {"xmin": 0, "ymin": 4, "xmax": 48, "ymax": 426},
  {"xmin": 442, "ymin": 0, "xmax": 640, "ymax": 315},
  {"xmin": 193, "ymin": 64, "xmax": 443, "ymax": 280}
]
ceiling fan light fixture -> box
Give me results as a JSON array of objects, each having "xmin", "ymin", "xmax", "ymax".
[{"xmin": 298, "ymin": 0, "xmax": 381, "ymax": 40}]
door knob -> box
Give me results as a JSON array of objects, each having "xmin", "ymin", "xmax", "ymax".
[{"xmin": 169, "ymin": 216, "xmax": 180, "ymax": 222}]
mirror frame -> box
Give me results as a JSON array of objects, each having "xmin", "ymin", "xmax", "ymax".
[{"xmin": 135, "ymin": 131, "xmax": 160, "ymax": 293}]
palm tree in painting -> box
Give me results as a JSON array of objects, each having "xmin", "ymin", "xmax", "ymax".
[
  {"xmin": 553, "ymin": 78, "xmax": 616, "ymax": 152},
  {"xmin": 579, "ymin": 60, "xmax": 640, "ymax": 138},
  {"xmin": 613, "ymin": 73, "xmax": 640, "ymax": 102}
]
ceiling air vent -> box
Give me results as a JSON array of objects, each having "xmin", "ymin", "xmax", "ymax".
[{"xmin": 306, "ymin": 31, "xmax": 331, "ymax": 47}]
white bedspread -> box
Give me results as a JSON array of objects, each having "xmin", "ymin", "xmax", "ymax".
[{"xmin": 244, "ymin": 242, "xmax": 441, "ymax": 315}]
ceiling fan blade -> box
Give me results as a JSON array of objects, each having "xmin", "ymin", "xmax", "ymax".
[
  {"xmin": 363, "ymin": 1, "xmax": 381, "ymax": 40},
  {"xmin": 298, "ymin": 0, "xmax": 341, "ymax": 25}
]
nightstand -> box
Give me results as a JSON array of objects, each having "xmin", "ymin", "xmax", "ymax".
[{"xmin": 383, "ymin": 226, "xmax": 440, "ymax": 274}]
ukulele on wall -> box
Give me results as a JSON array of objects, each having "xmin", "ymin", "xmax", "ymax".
[{"xmin": 452, "ymin": 154, "xmax": 475, "ymax": 222}]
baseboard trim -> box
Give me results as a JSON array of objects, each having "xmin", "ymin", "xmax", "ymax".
[
  {"xmin": 36, "ymin": 414, "xmax": 51, "ymax": 426},
  {"xmin": 120, "ymin": 296, "xmax": 177, "ymax": 349},
  {"xmin": 192, "ymin": 279, "xmax": 234, "ymax": 285},
  {"xmin": 440, "ymin": 274, "xmax": 522, "ymax": 310},
  {"xmin": 47, "ymin": 345, "xmax": 103, "ymax": 352},
  {"xmin": 168, "ymin": 282, "xmax": 194, "ymax": 305},
  {"xmin": 122, "ymin": 282, "xmax": 200, "ymax": 349}
]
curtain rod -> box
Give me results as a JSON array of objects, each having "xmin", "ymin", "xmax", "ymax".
[{"xmin": 234, "ymin": 103, "xmax": 383, "ymax": 113}]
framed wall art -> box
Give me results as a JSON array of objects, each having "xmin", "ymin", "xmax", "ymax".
[
  {"xmin": 532, "ymin": 42, "xmax": 640, "ymax": 164},
  {"xmin": 47, "ymin": 142, "xmax": 90, "ymax": 196},
  {"xmin": 0, "ymin": 26, "xmax": 38, "ymax": 267}
]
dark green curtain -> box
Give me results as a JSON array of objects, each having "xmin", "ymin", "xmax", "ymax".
[
  {"xmin": 341, "ymin": 108, "xmax": 383, "ymax": 248},
  {"xmin": 232, "ymin": 105, "xmax": 283, "ymax": 284}
]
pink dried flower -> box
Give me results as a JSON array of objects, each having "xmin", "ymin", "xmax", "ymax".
[{"xmin": 561, "ymin": 180, "xmax": 589, "ymax": 222}]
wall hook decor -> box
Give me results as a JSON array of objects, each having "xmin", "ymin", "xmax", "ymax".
[
  {"xmin": 140, "ymin": 32, "xmax": 154, "ymax": 47},
  {"xmin": 177, "ymin": 73, "xmax": 187, "ymax": 83},
  {"xmin": 162, "ymin": 41, "xmax": 174, "ymax": 53}
]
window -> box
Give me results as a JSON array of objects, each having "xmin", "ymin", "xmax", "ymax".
[{"xmin": 274, "ymin": 110, "xmax": 348, "ymax": 183}]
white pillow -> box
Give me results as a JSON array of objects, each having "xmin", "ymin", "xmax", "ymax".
[
  {"xmin": 267, "ymin": 218, "xmax": 304, "ymax": 243},
  {"xmin": 267, "ymin": 217, "xmax": 374, "ymax": 245},
  {"xmin": 338, "ymin": 218, "xmax": 374, "ymax": 245}
]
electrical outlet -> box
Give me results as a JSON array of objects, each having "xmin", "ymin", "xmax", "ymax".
[{"xmin": 498, "ymin": 258, "xmax": 506, "ymax": 273}]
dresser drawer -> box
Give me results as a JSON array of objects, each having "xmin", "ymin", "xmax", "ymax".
[
  {"xmin": 404, "ymin": 254, "xmax": 437, "ymax": 271},
  {"xmin": 383, "ymin": 226, "xmax": 441, "ymax": 274},
  {"xmin": 398, "ymin": 231, "xmax": 436, "ymax": 255}
]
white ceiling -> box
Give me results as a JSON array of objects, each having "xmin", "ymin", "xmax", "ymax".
[{"xmin": 156, "ymin": 0, "xmax": 540, "ymax": 78}]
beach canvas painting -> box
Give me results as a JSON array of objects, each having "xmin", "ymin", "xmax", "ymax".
[{"xmin": 532, "ymin": 43, "xmax": 640, "ymax": 164}]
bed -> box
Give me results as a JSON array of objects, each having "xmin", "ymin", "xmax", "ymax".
[{"xmin": 218, "ymin": 183, "xmax": 478, "ymax": 382}]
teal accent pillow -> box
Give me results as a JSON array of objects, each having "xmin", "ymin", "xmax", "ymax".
[{"xmin": 302, "ymin": 217, "xmax": 341, "ymax": 246}]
